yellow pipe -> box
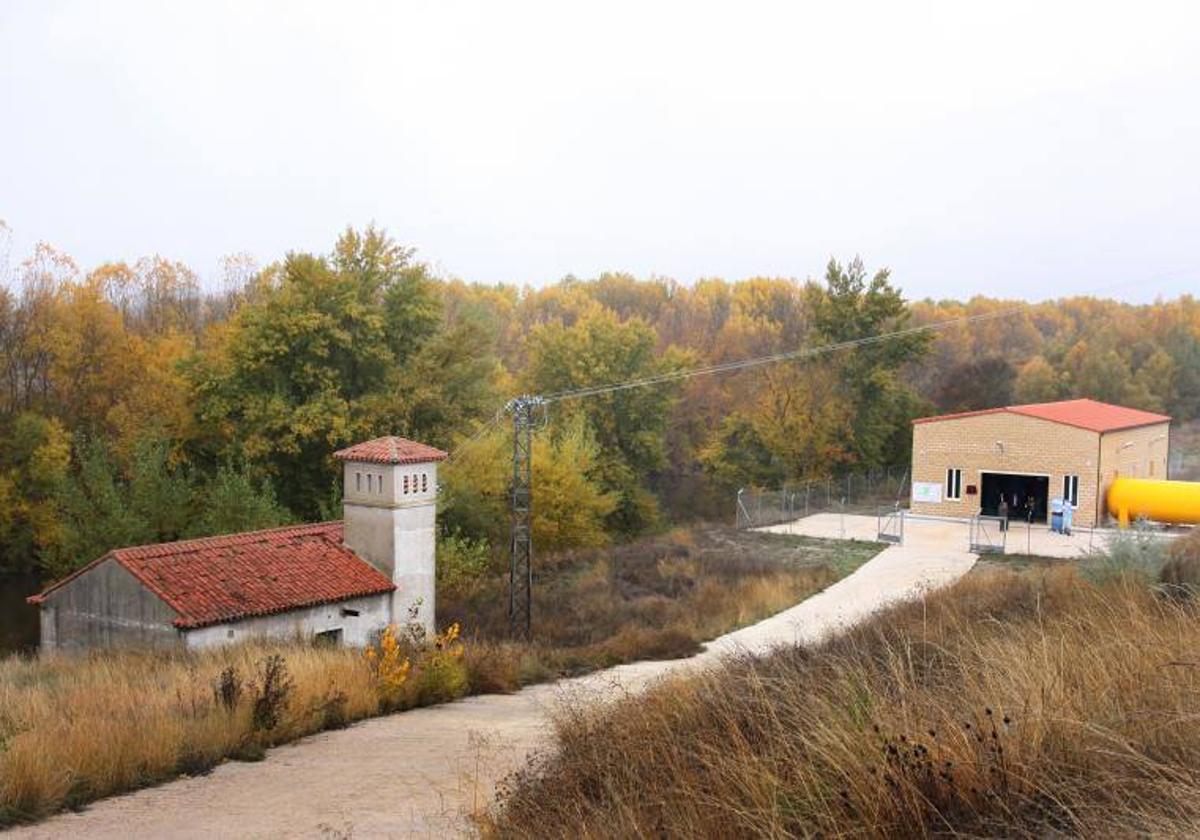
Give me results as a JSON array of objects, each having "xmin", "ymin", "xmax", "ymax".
[{"xmin": 1107, "ymin": 478, "xmax": 1200, "ymax": 527}]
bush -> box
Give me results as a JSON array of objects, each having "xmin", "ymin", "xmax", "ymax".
[
  {"xmin": 411, "ymin": 623, "xmax": 469, "ymax": 705},
  {"xmin": 1082, "ymin": 523, "xmax": 1171, "ymax": 582},
  {"xmin": 437, "ymin": 531, "xmax": 492, "ymax": 590},
  {"xmin": 1160, "ymin": 529, "xmax": 1200, "ymax": 596},
  {"xmin": 251, "ymin": 654, "xmax": 293, "ymax": 733}
]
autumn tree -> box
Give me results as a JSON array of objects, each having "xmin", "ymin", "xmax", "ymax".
[
  {"xmin": 524, "ymin": 306, "xmax": 688, "ymax": 534},
  {"xmin": 187, "ymin": 225, "xmax": 498, "ymax": 517}
]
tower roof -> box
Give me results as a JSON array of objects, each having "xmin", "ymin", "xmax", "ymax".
[{"xmin": 333, "ymin": 436, "xmax": 448, "ymax": 465}]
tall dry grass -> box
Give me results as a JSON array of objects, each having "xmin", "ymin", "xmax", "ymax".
[
  {"xmin": 484, "ymin": 565, "xmax": 1200, "ymax": 838},
  {"xmin": 0, "ymin": 643, "xmax": 377, "ymax": 824},
  {"xmin": 0, "ymin": 526, "xmax": 873, "ymax": 827}
]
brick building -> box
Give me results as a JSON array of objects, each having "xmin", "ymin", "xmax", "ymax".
[
  {"xmin": 909, "ymin": 399, "xmax": 1171, "ymax": 528},
  {"xmin": 29, "ymin": 436, "xmax": 447, "ymax": 652}
]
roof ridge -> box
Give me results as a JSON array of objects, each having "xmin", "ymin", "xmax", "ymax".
[{"xmin": 111, "ymin": 521, "xmax": 343, "ymax": 560}]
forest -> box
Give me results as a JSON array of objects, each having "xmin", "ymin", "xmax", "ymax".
[{"xmin": 2, "ymin": 222, "xmax": 1198, "ymax": 578}]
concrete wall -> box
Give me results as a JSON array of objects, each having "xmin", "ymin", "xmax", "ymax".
[
  {"xmin": 910, "ymin": 412, "xmax": 1104, "ymax": 527},
  {"xmin": 183, "ymin": 593, "xmax": 391, "ymax": 650},
  {"xmin": 341, "ymin": 460, "xmax": 438, "ymax": 635},
  {"xmin": 39, "ymin": 559, "xmax": 182, "ymax": 653},
  {"xmin": 1097, "ymin": 422, "xmax": 1171, "ymax": 521}
]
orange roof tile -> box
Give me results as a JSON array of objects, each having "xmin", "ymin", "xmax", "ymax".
[
  {"xmin": 333, "ymin": 436, "xmax": 448, "ymax": 465},
  {"xmin": 28, "ymin": 522, "xmax": 394, "ymax": 629},
  {"xmin": 914, "ymin": 398, "xmax": 1170, "ymax": 433}
]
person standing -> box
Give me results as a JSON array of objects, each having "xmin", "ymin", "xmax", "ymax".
[{"xmin": 998, "ymin": 497, "xmax": 1009, "ymax": 532}]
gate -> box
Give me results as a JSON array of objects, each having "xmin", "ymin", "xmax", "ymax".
[
  {"xmin": 969, "ymin": 515, "xmax": 1007, "ymax": 554},
  {"xmin": 877, "ymin": 506, "xmax": 904, "ymax": 544}
]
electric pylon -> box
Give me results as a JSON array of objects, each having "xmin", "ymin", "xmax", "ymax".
[{"xmin": 506, "ymin": 395, "xmax": 544, "ymax": 637}]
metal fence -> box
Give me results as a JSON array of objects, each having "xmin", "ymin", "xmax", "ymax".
[{"xmin": 735, "ymin": 466, "xmax": 910, "ymax": 529}]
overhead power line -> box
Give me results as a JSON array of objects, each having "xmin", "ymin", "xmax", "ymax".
[{"xmin": 541, "ymin": 303, "xmax": 1028, "ymax": 404}]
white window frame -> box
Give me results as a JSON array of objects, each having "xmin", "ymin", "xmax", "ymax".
[
  {"xmin": 1062, "ymin": 474, "xmax": 1079, "ymax": 508},
  {"xmin": 945, "ymin": 467, "xmax": 963, "ymax": 501}
]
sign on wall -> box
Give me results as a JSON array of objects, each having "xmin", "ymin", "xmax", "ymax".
[{"xmin": 912, "ymin": 482, "xmax": 942, "ymax": 504}]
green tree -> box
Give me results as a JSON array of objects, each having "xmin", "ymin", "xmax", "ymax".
[
  {"xmin": 439, "ymin": 416, "xmax": 617, "ymax": 552},
  {"xmin": 0, "ymin": 413, "xmax": 70, "ymax": 573},
  {"xmin": 188, "ymin": 226, "xmax": 494, "ymax": 517},
  {"xmin": 525, "ymin": 306, "xmax": 687, "ymax": 533},
  {"xmin": 186, "ymin": 464, "xmax": 292, "ymax": 538},
  {"xmin": 809, "ymin": 257, "xmax": 931, "ymax": 466}
]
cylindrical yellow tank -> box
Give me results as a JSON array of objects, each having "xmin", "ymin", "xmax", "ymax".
[{"xmin": 1107, "ymin": 478, "xmax": 1200, "ymax": 527}]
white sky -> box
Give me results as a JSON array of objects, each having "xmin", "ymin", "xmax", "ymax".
[{"xmin": 2, "ymin": 1, "xmax": 1198, "ymax": 301}]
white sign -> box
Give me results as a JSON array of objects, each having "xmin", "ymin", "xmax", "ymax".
[{"xmin": 912, "ymin": 481, "xmax": 942, "ymax": 504}]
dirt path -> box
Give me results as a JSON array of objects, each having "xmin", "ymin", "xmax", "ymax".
[{"xmin": 10, "ymin": 542, "xmax": 975, "ymax": 839}]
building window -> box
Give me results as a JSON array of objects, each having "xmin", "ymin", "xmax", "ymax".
[
  {"xmin": 421, "ymin": 473, "xmax": 427, "ymax": 492},
  {"xmin": 945, "ymin": 468, "xmax": 962, "ymax": 501},
  {"xmin": 1063, "ymin": 474, "xmax": 1079, "ymax": 507},
  {"xmin": 377, "ymin": 474, "xmax": 384, "ymax": 493},
  {"xmin": 403, "ymin": 475, "xmax": 409, "ymax": 494},
  {"xmin": 356, "ymin": 472, "xmax": 362, "ymax": 492},
  {"xmin": 367, "ymin": 474, "xmax": 374, "ymax": 493}
]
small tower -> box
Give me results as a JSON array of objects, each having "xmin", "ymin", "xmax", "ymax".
[{"xmin": 333, "ymin": 436, "xmax": 447, "ymax": 636}]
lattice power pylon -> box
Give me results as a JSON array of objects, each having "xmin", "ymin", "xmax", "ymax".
[{"xmin": 506, "ymin": 395, "xmax": 545, "ymax": 637}]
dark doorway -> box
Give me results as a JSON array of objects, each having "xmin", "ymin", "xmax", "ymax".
[
  {"xmin": 314, "ymin": 628, "xmax": 343, "ymax": 646},
  {"xmin": 981, "ymin": 473, "xmax": 1049, "ymax": 523}
]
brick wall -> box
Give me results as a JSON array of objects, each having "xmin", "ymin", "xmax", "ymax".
[
  {"xmin": 1097, "ymin": 422, "xmax": 1172, "ymax": 519},
  {"xmin": 910, "ymin": 412, "xmax": 1103, "ymax": 526}
]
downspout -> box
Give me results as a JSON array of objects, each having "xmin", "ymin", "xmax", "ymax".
[{"xmin": 1095, "ymin": 433, "xmax": 1103, "ymax": 528}]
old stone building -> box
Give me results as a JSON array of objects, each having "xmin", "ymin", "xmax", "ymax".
[
  {"xmin": 909, "ymin": 399, "xmax": 1171, "ymax": 528},
  {"xmin": 28, "ymin": 436, "xmax": 446, "ymax": 652}
]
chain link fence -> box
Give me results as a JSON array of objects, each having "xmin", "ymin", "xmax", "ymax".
[{"xmin": 735, "ymin": 466, "xmax": 910, "ymax": 529}]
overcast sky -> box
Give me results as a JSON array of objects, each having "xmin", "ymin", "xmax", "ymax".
[{"xmin": 2, "ymin": 1, "xmax": 1198, "ymax": 301}]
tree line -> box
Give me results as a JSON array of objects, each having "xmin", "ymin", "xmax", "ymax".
[{"xmin": 2, "ymin": 223, "xmax": 1197, "ymax": 577}]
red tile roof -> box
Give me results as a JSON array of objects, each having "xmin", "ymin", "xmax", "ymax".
[
  {"xmin": 333, "ymin": 436, "xmax": 448, "ymax": 465},
  {"xmin": 914, "ymin": 398, "xmax": 1170, "ymax": 433},
  {"xmin": 28, "ymin": 522, "xmax": 395, "ymax": 630}
]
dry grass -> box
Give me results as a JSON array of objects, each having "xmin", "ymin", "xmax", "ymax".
[
  {"xmin": 0, "ymin": 525, "xmax": 876, "ymax": 827},
  {"xmin": 483, "ymin": 565, "xmax": 1200, "ymax": 838},
  {"xmin": 442, "ymin": 525, "xmax": 880, "ymax": 686},
  {"xmin": 0, "ymin": 642, "xmax": 378, "ymax": 824}
]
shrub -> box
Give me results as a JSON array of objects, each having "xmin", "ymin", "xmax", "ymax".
[
  {"xmin": 437, "ymin": 531, "xmax": 493, "ymax": 589},
  {"xmin": 363, "ymin": 625, "xmax": 411, "ymax": 712},
  {"xmin": 1082, "ymin": 523, "xmax": 1171, "ymax": 582},
  {"xmin": 1160, "ymin": 529, "xmax": 1200, "ymax": 596},
  {"xmin": 411, "ymin": 623, "xmax": 469, "ymax": 705},
  {"xmin": 250, "ymin": 654, "xmax": 293, "ymax": 733},
  {"xmin": 212, "ymin": 665, "xmax": 243, "ymax": 712}
]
